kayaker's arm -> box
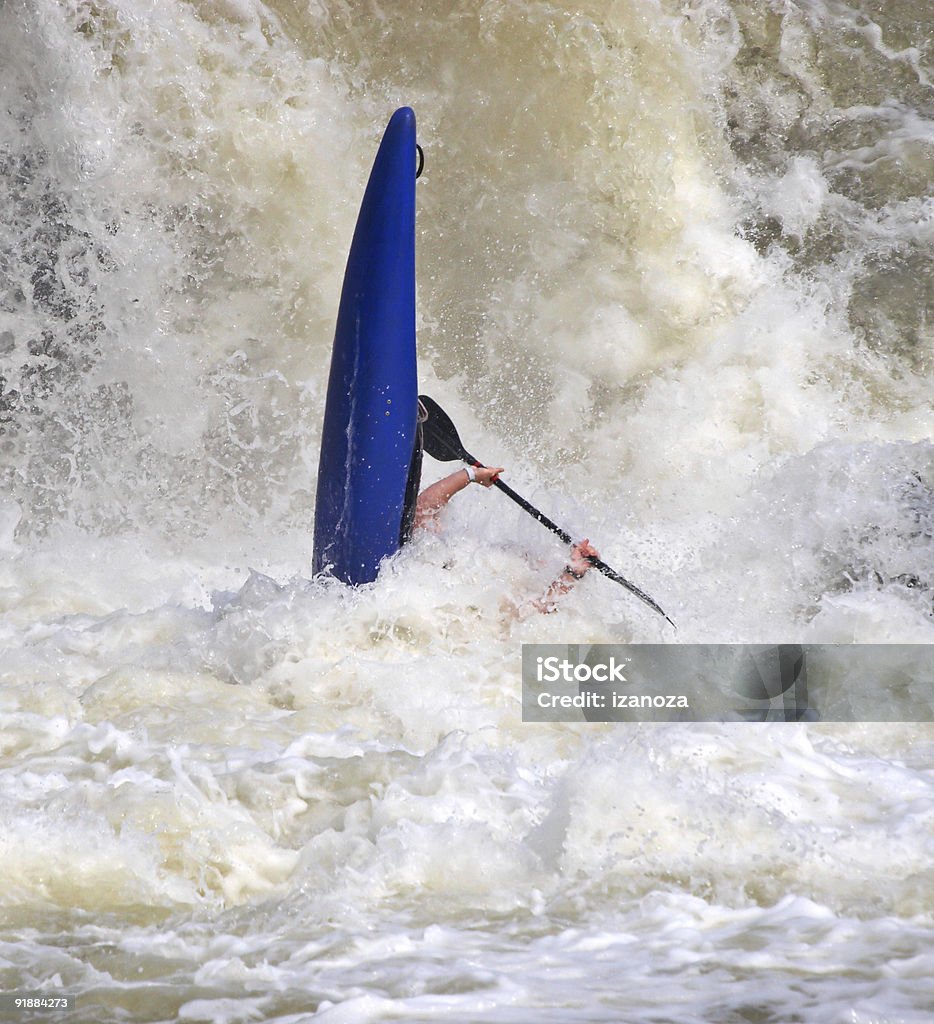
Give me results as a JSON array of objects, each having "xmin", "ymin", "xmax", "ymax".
[
  {"xmin": 531, "ymin": 539, "xmax": 600, "ymax": 614},
  {"xmin": 414, "ymin": 465, "xmax": 504, "ymax": 529}
]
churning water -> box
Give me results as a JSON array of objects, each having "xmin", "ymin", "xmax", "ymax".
[{"xmin": 1, "ymin": 1, "xmax": 933, "ymax": 1020}]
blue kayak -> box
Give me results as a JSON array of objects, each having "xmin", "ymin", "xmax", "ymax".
[{"xmin": 312, "ymin": 108, "xmax": 420, "ymax": 585}]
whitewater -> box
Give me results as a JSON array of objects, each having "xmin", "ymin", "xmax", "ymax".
[{"xmin": 1, "ymin": 0, "xmax": 933, "ymax": 1021}]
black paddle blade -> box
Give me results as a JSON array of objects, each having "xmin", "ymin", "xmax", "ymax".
[{"xmin": 419, "ymin": 394, "xmax": 474, "ymax": 463}]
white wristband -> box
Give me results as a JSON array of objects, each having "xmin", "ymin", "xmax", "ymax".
[{"xmin": 464, "ymin": 465, "xmax": 477, "ymax": 483}]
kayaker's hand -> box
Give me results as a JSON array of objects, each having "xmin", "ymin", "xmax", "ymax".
[
  {"xmin": 472, "ymin": 466, "xmax": 503, "ymax": 487},
  {"xmin": 568, "ymin": 539, "xmax": 599, "ymax": 575}
]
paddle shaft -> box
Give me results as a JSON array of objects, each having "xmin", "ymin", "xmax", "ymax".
[
  {"xmin": 417, "ymin": 394, "xmax": 674, "ymax": 626},
  {"xmin": 491, "ymin": 475, "xmax": 571, "ymax": 543},
  {"xmin": 465, "ymin": 456, "xmax": 674, "ymax": 625}
]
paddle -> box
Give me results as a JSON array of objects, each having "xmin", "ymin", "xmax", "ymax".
[{"xmin": 418, "ymin": 395, "xmax": 675, "ymax": 627}]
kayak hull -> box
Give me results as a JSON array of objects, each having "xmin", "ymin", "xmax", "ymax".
[{"xmin": 312, "ymin": 108, "xmax": 419, "ymax": 585}]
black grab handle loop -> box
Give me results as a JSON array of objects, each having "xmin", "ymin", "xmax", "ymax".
[{"xmin": 415, "ymin": 144, "xmax": 425, "ymax": 179}]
